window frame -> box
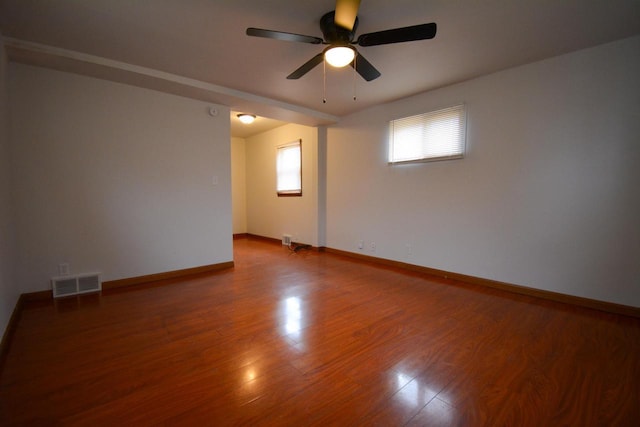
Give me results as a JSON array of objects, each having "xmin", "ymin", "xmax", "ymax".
[
  {"xmin": 388, "ymin": 104, "xmax": 467, "ymax": 164},
  {"xmin": 276, "ymin": 139, "xmax": 303, "ymax": 197}
]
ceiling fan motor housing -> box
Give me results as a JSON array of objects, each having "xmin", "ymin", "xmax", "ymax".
[{"xmin": 321, "ymin": 11, "xmax": 358, "ymax": 45}]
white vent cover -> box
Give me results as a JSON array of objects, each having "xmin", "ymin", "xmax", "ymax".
[
  {"xmin": 282, "ymin": 234, "xmax": 292, "ymax": 246},
  {"xmin": 52, "ymin": 273, "xmax": 101, "ymax": 298}
]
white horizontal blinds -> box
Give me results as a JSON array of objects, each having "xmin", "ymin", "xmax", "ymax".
[
  {"xmin": 277, "ymin": 140, "xmax": 302, "ymax": 195},
  {"xmin": 389, "ymin": 104, "xmax": 466, "ymax": 163}
]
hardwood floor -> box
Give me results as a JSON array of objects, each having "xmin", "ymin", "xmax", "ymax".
[{"xmin": 1, "ymin": 237, "xmax": 639, "ymax": 426}]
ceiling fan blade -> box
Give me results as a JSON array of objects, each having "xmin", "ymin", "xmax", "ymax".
[
  {"xmin": 350, "ymin": 52, "xmax": 381, "ymax": 81},
  {"xmin": 287, "ymin": 53, "xmax": 325, "ymax": 79},
  {"xmin": 356, "ymin": 22, "xmax": 437, "ymax": 46},
  {"xmin": 334, "ymin": 0, "xmax": 361, "ymax": 30},
  {"xmin": 246, "ymin": 28, "xmax": 323, "ymax": 44}
]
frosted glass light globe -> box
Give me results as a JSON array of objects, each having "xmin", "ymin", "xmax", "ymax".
[{"xmin": 324, "ymin": 46, "xmax": 355, "ymax": 68}]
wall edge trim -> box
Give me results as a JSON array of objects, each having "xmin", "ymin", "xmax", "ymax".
[
  {"xmin": 102, "ymin": 262, "xmax": 235, "ymax": 290},
  {"xmin": 322, "ymin": 247, "xmax": 640, "ymax": 318},
  {"xmin": 0, "ymin": 294, "xmax": 25, "ymax": 373}
]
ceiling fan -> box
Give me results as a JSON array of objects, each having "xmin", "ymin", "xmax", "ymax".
[{"xmin": 246, "ymin": 0, "xmax": 437, "ymax": 82}]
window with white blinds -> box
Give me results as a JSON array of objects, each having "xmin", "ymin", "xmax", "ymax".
[
  {"xmin": 276, "ymin": 140, "xmax": 302, "ymax": 196},
  {"xmin": 389, "ymin": 104, "xmax": 466, "ymax": 163}
]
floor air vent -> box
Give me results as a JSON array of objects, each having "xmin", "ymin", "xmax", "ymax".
[
  {"xmin": 282, "ymin": 234, "xmax": 292, "ymax": 246},
  {"xmin": 52, "ymin": 273, "xmax": 101, "ymax": 298}
]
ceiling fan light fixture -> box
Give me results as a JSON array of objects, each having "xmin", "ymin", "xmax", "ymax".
[
  {"xmin": 237, "ymin": 114, "xmax": 256, "ymax": 124},
  {"xmin": 324, "ymin": 46, "xmax": 355, "ymax": 68}
]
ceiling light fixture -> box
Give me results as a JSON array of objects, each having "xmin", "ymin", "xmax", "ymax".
[
  {"xmin": 237, "ymin": 114, "xmax": 256, "ymax": 124},
  {"xmin": 324, "ymin": 46, "xmax": 355, "ymax": 68}
]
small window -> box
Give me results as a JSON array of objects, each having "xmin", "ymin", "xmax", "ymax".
[
  {"xmin": 277, "ymin": 140, "xmax": 302, "ymax": 197},
  {"xmin": 389, "ymin": 104, "xmax": 466, "ymax": 163}
]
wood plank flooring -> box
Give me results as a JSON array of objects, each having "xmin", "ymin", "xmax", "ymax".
[{"xmin": 1, "ymin": 237, "xmax": 639, "ymax": 425}]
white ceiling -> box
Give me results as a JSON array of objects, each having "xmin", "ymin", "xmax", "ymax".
[{"xmin": 2, "ymin": 0, "xmax": 639, "ymax": 137}]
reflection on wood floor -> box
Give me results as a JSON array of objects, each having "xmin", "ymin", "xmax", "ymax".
[{"xmin": 1, "ymin": 237, "xmax": 639, "ymax": 425}]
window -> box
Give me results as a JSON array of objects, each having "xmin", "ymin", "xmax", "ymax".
[
  {"xmin": 276, "ymin": 140, "xmax": 302, "ymax": 196},
  {"xmin": 389, "ymin": 104, "xmax": 466, "ymax": 163}
]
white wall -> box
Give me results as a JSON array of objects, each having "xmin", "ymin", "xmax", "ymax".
[
  {"xmin": 327, "ymin": 36, "xmax": 640, "ymax": 307},
  {"xmin": 0, "ymin": 40, "xmax": 19, "ymax": 338},
  {"xmin": 246, "ymin": 123, "xmax": 318, "ymax": 246},
  {"xmin": 231, "ymin": 137, "xmax": 247, "ymax": 234},
  {"xmin": 9, "ymin": 63, "xmax": 233, "ymax": 293}
]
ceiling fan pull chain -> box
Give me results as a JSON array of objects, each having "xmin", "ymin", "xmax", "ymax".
[
  {"xmin": 353, "ymin": 54, "xmax": 357, "ymax": 101},
  {"xmin": 323, "ymin": 59, "xmax": 327, "ymax": 103}
]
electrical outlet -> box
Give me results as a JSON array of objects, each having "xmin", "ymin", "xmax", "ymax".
[
  {"xmin": 370, "ymin": 242, "xmax": 376, "ymax": 252},
  {"xmin": 58, "ymin": 263, "xmax": 70, "ymax": 276},
  {"xmin": 406, "ymin": 244, "xmax": 412, "ymax": 257},
  {"xmin": 358, "ymin": 240, "xmax": 364, "ymax": 250}
]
